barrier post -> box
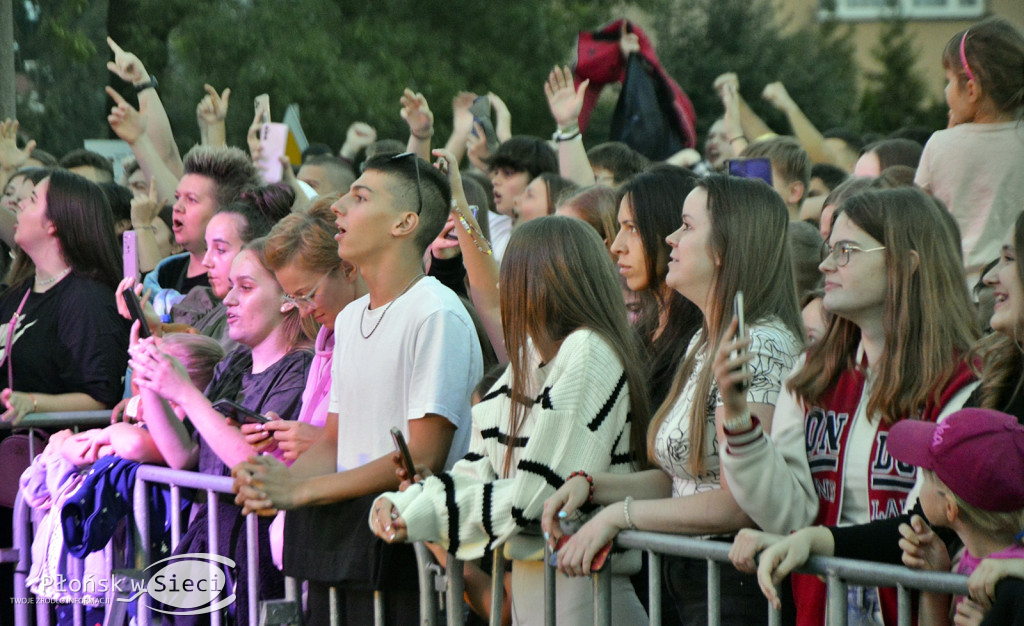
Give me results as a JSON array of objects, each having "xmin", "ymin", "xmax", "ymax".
[
  {"xmin": 207, "ymin": 489, "xmax": 222, "ymax": 626},
  {"xmin": 592, "ymin": 565, "xmax": 612, "ymax": 626},
  {"xmin": 135, "ymin": 475, "xmax": 151, "ymax": 626},
  {"xmin": 768, "ymin": 584, "xmax": 782, "ymax": 626},
  {"xmin": 707, "ymin": 559, "xmax": 721, "ymax": 626},
  {"xmin": 446, "ymin": 553, "xmax": 465, "ymax": 626},
  {"xmin": 647, "ymin": 551, "xmax": 661, "ymax": 626},
  {"xmin": 826, "ymin": 572, "xmax": 848, "ymax": 626},
  {"xmin": 897, "ymin": 584, "xmax": 911, "ymax": 626},
  {"xmin": 246, "ymin": 513, "xmax": 260, "ymax": 626},
  {"xmin": 544, "ymin": 543, "xmax": 556, "ymax": 626},
  {"xmin": 489, "ymin": 548, "xmax": 506, "ymax": 626},
  {"xmin": 412, "ymin": 543, "xmax": 439, "ymax": 626}
]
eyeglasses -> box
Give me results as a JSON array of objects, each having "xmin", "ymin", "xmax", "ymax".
[
  {"xmin": 820, "ymin": 241, "xmax": 886, "ymax": 267},
  {"xmin": 280, "ymin": 267, "xmax": 334, "ymax": 312},
  {"xmin": 391, "ymin": 152, "xmax": 422, "ymax": 215}
]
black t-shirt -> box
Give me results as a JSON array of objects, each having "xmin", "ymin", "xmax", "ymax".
[
  {"xmin": 153, "ymin": 254, "xmax": 209, "ymax": 293},
  {"xmin": 0, "ymin": 274, "xmax": 129, "ymax": 407},
  {"xmin": 197, "ymin": 346, "xmax": 312, "ymax": 476}
]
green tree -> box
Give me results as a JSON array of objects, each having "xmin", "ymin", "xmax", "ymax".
[
  {"xmin": 13, "ymin": 0, "xmax": 110, "ymax": 156},
  {"xmin": 857, "ymin": 15, "xmax": 946, "ymax": 133},
  {"xmin": 650, "ymin": 0, "xmax": 860, "ymax": 141}
]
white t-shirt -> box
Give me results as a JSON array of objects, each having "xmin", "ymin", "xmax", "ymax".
[
  {"xmin": 653, "ymin": 318, "xmax": 801, "ymax": 497},
  {"xmin": 488, "ymin": 211, "xmax": 512, "ymax": 263},
  {"xmin": 329, "ymin": 276, "xmax": 483, "ymax": 472}
]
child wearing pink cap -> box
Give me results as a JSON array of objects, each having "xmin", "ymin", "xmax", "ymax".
[{"xmin": 890, "ymin": 408, "xmax": 1024, "ymax": 626}]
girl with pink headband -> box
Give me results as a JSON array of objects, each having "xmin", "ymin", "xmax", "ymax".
[{"xmin": 914, "ymin": 17, "xmax": 1024, "ymax": 285}]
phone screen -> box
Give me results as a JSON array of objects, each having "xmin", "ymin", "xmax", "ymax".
[
  {"xmin": 390, "ymin": 427, "xmax": 417, "ymax": 479},
  {"xmin": 727, "ymin": 158, "xmax": 773, "ymax": 187},
  {"xmin": 732, "ymin": 291, "xmax": 750, "ymax": 392},
  {"xmin": 122, "ymin": 288, "xmax": 151, "ymax": 339}
]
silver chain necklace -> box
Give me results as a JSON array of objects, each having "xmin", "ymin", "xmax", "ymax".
[
  {"xmin": 359, "ymin": 273, "xmax": 425, "ymax": 339},
  {"xmin": 35, "ymin": 267, "xmax": 72, "ymax": 288}
]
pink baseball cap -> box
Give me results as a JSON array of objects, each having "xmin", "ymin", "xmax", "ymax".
[{"xmin": 888, "ymin": 408, "xmax": 1024, "ymax": 513}]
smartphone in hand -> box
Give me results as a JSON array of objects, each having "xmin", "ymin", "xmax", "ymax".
[
  {"xmin": 390, "ymin": 427, "xmax": 417, "ymax": 480},
  {"xmin": 731, "ymin": 291, "xmax": 750, "ymax": 392},
  {"xmin": 258, "ymin": 123, "xmax": 289, "ymax": 184},
  {"xmin": 122, "ymin": 287, "xmax": 151, "ymax": 339},
  {"xmin": 212, "ymin": 399, "xmax": 271, "ymax": 425},
  {"xmin": 123, "ymin": 230, "xmax": 140, "ymax": 283}
]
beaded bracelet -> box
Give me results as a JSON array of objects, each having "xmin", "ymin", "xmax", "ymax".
[
  {"xmin": 568, "ymin": 470, "xmax": 595, "ymax": 503},
  {"xmin": 623, "ymin": 496, "xmax": 638, "ymax": 530},
  {"xmin": 452, "ymin": 205, "xmax": 493, "ymax": 255}
]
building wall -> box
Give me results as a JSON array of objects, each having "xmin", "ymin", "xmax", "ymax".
[{"xmin": 777, "ymin": 0, "xmax": 1024, "ymax": 104}]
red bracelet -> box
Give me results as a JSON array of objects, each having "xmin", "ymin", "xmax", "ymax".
[{"xmin": 568, "ymin": 470, "xmax": 595, "ymax": 504}]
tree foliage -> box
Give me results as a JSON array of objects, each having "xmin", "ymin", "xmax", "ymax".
[
  {"xmin": 15, "ymin": 0, "xmax": 649, "ymax": 156},
  {"xmin": 857, "ymin": 15, "xmax": 947, "ymax": 133},
  {"xmin": 649, "ymin": 0, "xmax": 860, "ymax": 140}
]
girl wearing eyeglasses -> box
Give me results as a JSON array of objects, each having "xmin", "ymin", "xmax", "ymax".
[{"xmin": 716, "ymin": 187, "xmax": 979, "ymax": 626}]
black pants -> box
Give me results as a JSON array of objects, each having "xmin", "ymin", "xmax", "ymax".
[{"xmin": 663, "ymin": 554, "xmax": 768, "ymax": 625}]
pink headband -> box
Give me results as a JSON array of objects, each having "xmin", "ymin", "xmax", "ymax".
[{"xmin": 959, "ymin": 30, "xmax": 976, "ymax": 83}]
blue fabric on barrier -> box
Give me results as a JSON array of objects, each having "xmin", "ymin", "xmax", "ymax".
[{"xmin": 59, "ymin": 455, "xmax": 193, "ymax": 560}]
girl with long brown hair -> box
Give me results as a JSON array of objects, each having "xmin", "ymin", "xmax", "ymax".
[
  {"xmin": 370, "ymin": 215, "xmax": 650, "ymax": 624},
  {"xmin": 718, "ymin": 187, "xmax": 979, "ymax": 626},
  {"xmin": 542, "ymin": 174, "xmax": 804, "ymax": 624}
]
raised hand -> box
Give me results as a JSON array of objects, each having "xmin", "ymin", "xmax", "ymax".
[
  {"xmin": 400, "ymin": 89, "xmax": 434, "ymax": 139},
  {"xmin": 488, "ymin": 92, "xmax": 512, "ymax": 142},
  {"xmin": 106, "ymin": 37, "xmax": 149, "ymax": 86},
  {"xmin": 762, "ymin": 82, "xmax": 796, "ymax": 114},
  {"xmin": 0, "ymin": 119, "xmax": 36, "ymax": 173},
  {"xmin": 451, "ymin": 91, "xmax": 477, "ymax": 138},
  {"xmin": 106, "ymin": 86, "xmax": 147, "ymax": 145},
  {"xmin": 544, "ymin": 66, "xmax": 588, "ymax": 130},
  {"xmin": 619, "ymin": 21, "xmax": 640, "ymax": 57},
  {"xmin": 196, "ymin": 84, "xmax": 231, "ymax": 126}
]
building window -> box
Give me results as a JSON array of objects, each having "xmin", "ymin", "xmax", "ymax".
[{"xmin": 821, "ymin": 0, "xmax": 984, "ymax": 20}]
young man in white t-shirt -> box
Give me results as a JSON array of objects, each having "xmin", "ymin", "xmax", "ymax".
[{"xmin": 233, "ymin": 152, "xmax": 483, "ymax": 623}]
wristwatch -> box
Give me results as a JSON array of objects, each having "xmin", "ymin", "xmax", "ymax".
[{"xmin": 134, "ymin": 75, "xmax": 159, "ymax": 93}]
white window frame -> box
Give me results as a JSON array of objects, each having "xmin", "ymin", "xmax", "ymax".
[{"xmin": 820, "ymin": 0, "xmax": 985, "ymax": 21}]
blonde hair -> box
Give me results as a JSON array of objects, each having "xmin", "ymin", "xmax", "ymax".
[
  {"xmin": 242, "ymin": 238, "xmax": 315, "ymax": 346},
  {"xmin": 162, "ymin": 333, "xmax": 225, "ymax": 392},
  {"xmin": 925, "ymin": 470, "xmax": 1024, "ymax": 540}
]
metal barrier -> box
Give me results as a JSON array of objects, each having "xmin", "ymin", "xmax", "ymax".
[
  {"xmin": 0, "ymin": 410, "xmax": 114, "ymax": 457},
  {"xmin": 566, "ymin": 530, "xmax": 971, "ymax": 626}
]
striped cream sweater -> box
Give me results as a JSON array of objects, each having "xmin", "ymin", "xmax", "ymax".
[{"xmin": 375, "ymin": 328, "xmax": 637, "ymax": 561}]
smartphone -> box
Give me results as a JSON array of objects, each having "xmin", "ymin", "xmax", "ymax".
[
  {"xmin": 253, "ymin": 94, "xmax": 270, "ymax": 125},
  {"xmin": 732, "ymin": 291, "xmax": 750, "ymax": 392},
  {"xmin": 212, "ymin": 399, "xmax": 271, "ymax": 424},
  {"xmin": 390, "ymin": 427, "xmax": 417, "ymax": 479},
  {"xmin": 258, "ymin": 122, "xmax": 289, "ymax": 184},
  {"xmin": 122, "ymin": 288, "xmax": 151, "ymax": 339},
  {"xmin": 468, "ymin": 96, "xmax": 499, "ymax": 152},
  {"xmin": 727, "ymin": 158, "xmax": 773, "ymax": 186},
  {"xmin": 550, "ymin": 534, "xmax": 613, "ymax": 572},
  {"xmin": 123, "ymin": 230, "xmax": 139, "ymax": 283}
]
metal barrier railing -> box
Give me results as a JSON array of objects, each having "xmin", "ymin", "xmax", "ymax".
[
  {"xmin": 0, "ymin": 410, "xmax": 114, "ymax": 457},
  {"xmin": 584, "ymin": 530, "xmax": 971, "ymax": 626},
  {"xmin": 131, "ymin": 464, "xmax": 262, "ymax": 626}
]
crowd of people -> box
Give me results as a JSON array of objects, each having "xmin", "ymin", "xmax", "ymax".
[{"xmin": 1, "ymin": 13, "xmax": 1023, "ymax": 626}]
